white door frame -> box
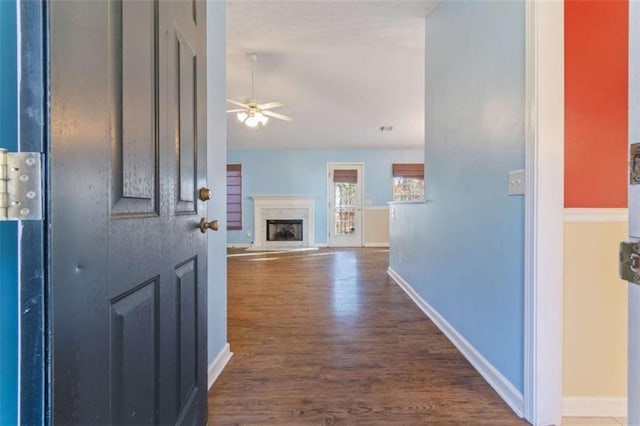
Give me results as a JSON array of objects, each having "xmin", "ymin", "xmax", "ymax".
[
  {"xmin": 627, "ymin": 1, "xmax": 639, "ymax": 423},
  {"xmin": 326, "ymin": 162, "xmax": 365, "ymax": 247},
  {"xmin": 524, "ymin": 0, "xmax": 564, "ymax": 424}
]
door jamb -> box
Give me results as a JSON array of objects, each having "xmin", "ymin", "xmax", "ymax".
[
  {"xmin": 523, "ymin": 1, "xmax": 564, "ymax": 424},
  {"xmin": 16, "ymin": 1, "xmax": 48, "ymax": 424}
]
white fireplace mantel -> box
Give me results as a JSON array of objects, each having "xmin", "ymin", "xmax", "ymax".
[{"xmin": 250, "ymin": 195, "xmax": 316, "ymax": 250}]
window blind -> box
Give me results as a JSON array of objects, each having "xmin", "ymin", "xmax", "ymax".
[
  {"xmin": 227, "ymin": 164, "xmax": 242, "ymax": 230},
  {"xmin": 333, "ymin": 169, "xmax": 358, "ymax": 184},
  {"xmin": 392, "ymin": 163, "xmax": 424, "ymax": 178}
]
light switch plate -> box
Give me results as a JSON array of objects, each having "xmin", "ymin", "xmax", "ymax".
[{"xmin": 508, "ymin": 169, "xmax": 525, "ymax": 196}]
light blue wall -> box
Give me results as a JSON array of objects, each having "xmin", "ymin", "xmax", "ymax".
[
  {"xmin": 0, "ymin": 0, "xmax": 18, "ymax": 423},
  {"xmin": 227, "ymin": 149, "xmax": 423, "ymax": 244},
  {"xmin": 207, "ymin": 0, "xmax": 228, "ymax": 364},
  {"xmin": 390, "ymin": 0, "xmax": 525, "ymax": 392}
]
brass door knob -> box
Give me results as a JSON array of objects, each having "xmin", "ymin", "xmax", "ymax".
[
  {"xmin": 199, "ymin": 218, "xmax": 219, "ymax": 233},
  {"xmin": 199, "ymin": 187, "xmax": 211, "ymax": 201}
]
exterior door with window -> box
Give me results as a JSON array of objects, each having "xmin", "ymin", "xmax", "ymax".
[
  {"xmin": 328, "ymin": 163, "xmax": 363, "ymax": 247},
  {"xmin": 49, "ymin": 1, "xmax": 209, "ymax": 423}
]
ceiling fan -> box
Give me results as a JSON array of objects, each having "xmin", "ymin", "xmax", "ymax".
[{"xmin": 226, "ymin": 54, "xmax": 293, "ymax": 128}]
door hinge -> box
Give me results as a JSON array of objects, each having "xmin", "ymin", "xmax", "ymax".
[
  {"xmin": 619, "ymin": 241, "xmax": 640, "ymax": 286},
  {"xmin": 0, "ymin": 149, "xmax": 43, "ymax": 221}
]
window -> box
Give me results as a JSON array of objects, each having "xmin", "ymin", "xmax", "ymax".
[
  {"xmin": 333, "ymin": 169, "xmax": 358, "ymax": 235},
  {"xmin": 393, "ymin": 163, "xmax": 424, "ymax": 202},
  {"xmin": 227, "ymin": 164, "xmax": 242, "ymax": 230}
]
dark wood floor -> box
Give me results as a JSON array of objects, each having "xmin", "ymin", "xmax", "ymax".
[{"xmin": 208, "ymin": 248, "xmax": 528, "ymax": 425}]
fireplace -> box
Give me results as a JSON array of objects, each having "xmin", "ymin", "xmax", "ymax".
[
  {"xmin": 250, "ymin": 196, "xmax": 316, "ymax": 250},
  {"xmin": 267, "ymin": 219, "xmax": 303, "ymax": 242}
]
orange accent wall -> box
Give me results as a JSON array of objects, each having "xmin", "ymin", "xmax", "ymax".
[{"xmin": 565, "ymin": 0, "xmax": 628, "ymax": 208}]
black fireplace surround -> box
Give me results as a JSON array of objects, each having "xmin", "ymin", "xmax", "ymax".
[{"xmin": 266, "ymin": 219, "xmax": 303, "ymax": 242}]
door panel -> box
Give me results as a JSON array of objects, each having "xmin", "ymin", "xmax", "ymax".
[
  {"xmin": 111, "ymin": 0, "xmax": 159, "ymax": 216},
  {"xmin": 50, "ymin": 0, "xmax": 208, "ymax": 424},
  {"xmin": 177, "ymin": 35, "xmax": 197, "ymax": 204},
  {"xmin": 110, "ymin": 280, "xmax": 159, "ymax": 425},
  {"xmin": 121, "ymin": 0, "xmax": 156, "ymax": 201},
  {"xmin": 176, "ymin": 258, "xmax": 198, "ymax": 405}
]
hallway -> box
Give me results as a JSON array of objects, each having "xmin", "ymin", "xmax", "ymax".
[{"xmin": 208, "ymin": 248, "xmax": 526, "ymax": 424}]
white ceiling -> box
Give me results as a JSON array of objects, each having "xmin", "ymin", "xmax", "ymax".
[{"xmin": 226, "ymin": 0, "xmax": 438, "ymax": 150}]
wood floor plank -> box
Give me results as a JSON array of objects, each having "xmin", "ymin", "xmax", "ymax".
[{"xmin": 208, "ymin": 248, "xmax": 528, "ymax": 425}]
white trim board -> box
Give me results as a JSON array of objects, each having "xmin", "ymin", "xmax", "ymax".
[
  {"xmin": 227, "ymin": 243, "xmax": 251, "ymax": 249},
  {"xmin": 523, "ymin": 1, "xmax": 564, "ymax": 424},
  {"xmin": 562, "ymin": 397, "xmax": 627, "ymax": 418},
  {"xmin": 208, "ymin": 343, "xmax": 233, "ymax": 390},
  {"xmin": 387, "ymin": 267, "xmax": 524, "ymax": 418},
  {"xmin": 564, "ymin": 208, "xmax": 628, "ymax": 223},
  {"xmin": 363, "ymin": 242, "xmax": 389, "ymax": 248}
]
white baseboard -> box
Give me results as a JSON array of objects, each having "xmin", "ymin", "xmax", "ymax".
[
  {"xmin": 364, "ymin": 242, "xmax": 389, "ymax": 248},
  {"xmin": 208, "ymin": 343, "xmax": 233, "ymax": 390},
  {"xmin": 562, "ymin": 397, "xmax": 627, "ymax": 417},
  {"xmin": 387, "ymin": 267, "xmax": 524, "ymax": 418},
  {"xmin": 227, "ymin": 243, "xmax": 251, "ymax": 249},
  {"xmin": 315, "ymin": 243, "xmax": 328, "ymax": 248},
  {"xmin": 564, "ymin": 208, "xmax": 628, "ymax": 223}
]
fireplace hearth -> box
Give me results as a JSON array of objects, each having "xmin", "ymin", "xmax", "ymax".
[{"xmin": 267, "ymin": 219, "xmax": 303, "ymax": 242}]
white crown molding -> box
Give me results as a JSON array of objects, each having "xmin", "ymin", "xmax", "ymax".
[
  {"xmin": 387, "ymin": 267, "xmax": 524, "ymax": 418},
  {"xmin": 564, "ymin": 208, "xmax": 628, "ymax": 223}
]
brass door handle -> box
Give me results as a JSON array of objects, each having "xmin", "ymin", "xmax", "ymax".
[
  {"xmin": 199, "ymin": 218, "xmax": 219, "ymax": 233},
  {"xmin": 199, "ymin": 187, "xmax": 211, "ymax": 201}
]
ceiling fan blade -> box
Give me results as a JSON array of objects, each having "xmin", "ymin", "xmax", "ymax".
[
  {"xmin": 226, "ymin": 98, "xmax": 250, "ymax": 108},
  {"xmin": 258, "ymin": 102, "xmax": 283, "ymax": 110},
  {"xmin": 226, "ymin": 109, "xmax": 246, "ymax": 113},
  {"xmin": 263, "ymin": 110, "xmax": 293, "ymax": 122}
]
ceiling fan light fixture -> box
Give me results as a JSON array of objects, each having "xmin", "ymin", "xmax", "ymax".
[
  {"xmin": 244, "ymin": 115, "xmax": 259, "ymax": 128},
  {"xmin": 225, "ymin": 54, "xmax": 293, "ymax": 128},
  {"xmin": 255, "ymin": 112, "xmax": 269, "ymax": 126},
  {"xmin": 237, "ymin": 111, "xmax": 248, "ymax": 122}
]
